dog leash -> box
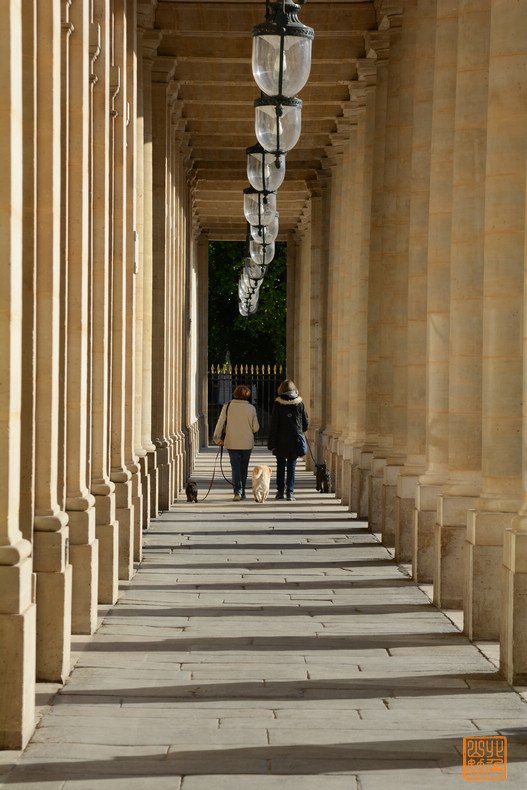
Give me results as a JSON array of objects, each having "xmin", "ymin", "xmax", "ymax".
[
  {"xmin": 219, "ymin": 445, "xmax": 236, "ymax": 487},
  {"xmin": 198, "ymin": 449, "xmax": 221, "ymax": 503}
]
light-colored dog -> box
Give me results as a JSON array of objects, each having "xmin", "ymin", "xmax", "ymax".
[{"xmin": 252, "ymin": 465, "xmax": 272, "ymax": 503}]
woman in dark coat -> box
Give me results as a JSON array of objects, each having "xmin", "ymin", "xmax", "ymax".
[{"xmin": 267, "ymin": 379, "xmax": 309, "ymax": 500}]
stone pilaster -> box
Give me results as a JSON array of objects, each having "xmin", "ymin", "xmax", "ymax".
[
  {"xmin": 0, "ymin": 0, "xmax": 36, "ymax": 748},
  {"xmin": 33, "ymin": 0, "xmax": 72, "ymax": 684},
  {"xmin": 90, "ymin": 0, "xmax": 119, "ymax": 605},
  {"xmin": 465, "ymin": 0, "xmax": 527, "ymax": 637},
  {"xmin": 413, "ymin": 1, "xmax": 458, "ymax": 583}
]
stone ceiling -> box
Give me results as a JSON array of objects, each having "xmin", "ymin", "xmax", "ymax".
[{"xmin": 149, "ymin": 1, "xmax": 378, "ymax": 239}]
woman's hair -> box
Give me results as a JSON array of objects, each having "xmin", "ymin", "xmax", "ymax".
[
  {"xmin": 277, "ymin": 379, "xmax": 297, "ymax": 395},
  {"xmin": 233, "ymin": 384, "xmax": 252, "ymax": 400}
]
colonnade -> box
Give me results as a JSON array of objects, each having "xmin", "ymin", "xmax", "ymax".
[
  {"xmin": 290, "ymin": 0, "xmax": 527, "ymax": 687},
  {"xmin": 0, "ymin": 0, "xmax": 205, "ymax": 748}
]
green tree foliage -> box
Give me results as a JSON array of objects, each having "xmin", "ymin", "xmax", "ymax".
[{"xmin": 208, "ymin": 240, "xmax": 287, "ymax": 366}]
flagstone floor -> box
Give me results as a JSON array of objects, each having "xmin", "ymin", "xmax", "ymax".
[{"xmin": 2, "ymin": 448, "xmax": 527, "ymax": 789}]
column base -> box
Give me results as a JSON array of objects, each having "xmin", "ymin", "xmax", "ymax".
[
  {"xmin": 501, "ymin": 526, "xmax": 527, "ymax": 684},
  {"xmin": 412, "ymin": 483, "xmax": 441, "ymax": 583},
  {"xmin": 465, "ymin": 509, "xmax": 512, "ymax": 640},
  {"xmin": 358, "ymin": 451, "xmax": 373, "ymax": 520},
  {"xmin": 381, "ymin": 463, "xmax": 401, "ymax": 547},
  {"xmin": 114, "ymin": 479, "xmax": 134, "ymax": 581},
  {"xmin": 0, "ymin": 557, "xmax": 36, "ymax": 749},
  {"xmin": 157, "ymin": 445, "xmax": 171, "ymax": 512},
  {"xmin": 434, "ymin": 494, "xmax": 477, "ymax": 609},
  {"xmin": 67, "ymin": 505, "xmax": 98, "ymax": 635},
  {"xmin": 147, "ymin": 449, "xmax": 159, "ymax": 518},
  {"xmin": 130, "ymin": 467, "xmax": 143, "ymax": 563},
  {"xmin": 395, "ymin": 473, "xmax": 419, "ymax": 562},
  {"xmin": 35, "ymin": 560, "xmax": 72, "ymax": 683},
  {"xmin": 69, "ymin": 540, "xmax": 98, "ymax": 635},
  {"xmin": 368, "ymin": 458, "xmax": 387, "ymax": 533},
  {"xmin": 93, "ymin": 486, "xmax": 119, "ymax": 605},
  {"xmin": 138, "ymin": 454, "xmax": 151, "ymax": 530},
  {"xmin": 341, "ymin": 456, "xmax": 352, "ymax": 507}
]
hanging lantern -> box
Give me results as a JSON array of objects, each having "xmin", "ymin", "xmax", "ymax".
[
  {"xmin": 250, "ymin": 240, "xmax": 275, "ymax": 267},
  {"xmin": 251, "ymin": 212, "xmax": 279, "ymax": 244},
  {"xmin": 255, "ymin": 96, "xmax": 302, "ymax": 154},
  {"xmin": 247, "ymin": 143, "xmax": 286, "ymax": 192},
  {"xmin": 243, "ymin": 187, "xmax": 277, "ymax": 226},
  {"xmin": 252, "ymin": 2, "xmax": 314, "ymax": 98},
  {"xmin": 245, "ymin": 257, "xmax": 267, "ymax": 280}
]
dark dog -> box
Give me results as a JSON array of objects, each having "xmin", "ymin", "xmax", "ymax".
[
  {"xmin": 315, "ymin": 463, "xmax": 331, "ymax": 494},
  {"xmin": 185, "ymin": 480, "xmax": 198, "ymax": 503}
]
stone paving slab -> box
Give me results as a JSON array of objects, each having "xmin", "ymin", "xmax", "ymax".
[{"xmin": 2, "ymin": 450, "xmax": 527, "ymax": 788}]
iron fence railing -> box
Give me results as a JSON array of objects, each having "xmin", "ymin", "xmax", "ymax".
[{"xmin": 208, "ymin": 363, "xmax": 284, "ymax": 445}]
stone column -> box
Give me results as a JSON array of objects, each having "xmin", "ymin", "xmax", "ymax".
[
  {"xmin": 33, "ymin": 0, "xmax": 72, "ymax": 682},
  {"xmin": 434, "ymin": 0, "xmax": 489, "ymax": 610},
  {"xmin": 286, "ymin": 233, "xmax": 297, "ymax": 381},
  {"xmin": 63, "ymin": 0, "xmax": 99, "ymax": 636},
  {"xmin": 395, "ymin": 0, "xmax": 436, "ymax": 563},
  {"xmin": 134, "ymin": 24, "xmax": 149, "ymax": 530},
  {"xmin": 151, "ymin": 58, "xmax": 176, "ymax": 510},
  {"xmin": 381, "ymin": 2, "xmax": 416, "ymax": 544},
  {"xmin": 307, "ymin": 180, "xmax": 330, "ymax": 461},
  {"xmin": 464, "ymin": 0, "xmax": 527, "ymax": 636},
  {"xmin": 90, "ymin": 0, "xmax": 119, "ymax": 605},
  {"xmin": 413, "ymin": 1, "xmax": 458, "ymax": 583},
  {"xmin": 110, "ymin": 0, "xmax": 135, "ymax": 580},
  {"xmin": 0, "ymin": 0, "xmax": 36, "ymax": 748},
  {"xmin": 124, "ymin": 0, "xmax": 142, "ymax": 563},
  {"xmin": 197, "ymin": 234, "xmax": 209, "ymax": 445},
  {"xmin": 141, "ymin": 30, "xmax": 162, "ymax": 519},
  {"xmin": 379, "ymin": 17, "xmax": 406, "ymax": 546},
  {"xmin": 322, "ymin": 149, "xmax": 343, "ymax": 488},
  {"xmin": 363, "ymin": 31, "xmax": 391, "ymax": 521}
]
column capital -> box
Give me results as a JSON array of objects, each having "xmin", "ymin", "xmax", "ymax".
[
  {"xmin": 89, "ymin": 21, "xmax": 101, "ymax": 85},
  {"xmin": 365, "ymin": 29, "xmax": 391, "ymax": 62},
  {"xmin": 143, "ymin": 30, "xmax": 163, "ymax": 62},
  {"xmin": 374, "ymin": 1, "xmax": 403, "ymax": 31},
  {"xmin": 152, "ymin": 55, "xmax": 176, "ymax": 84},
  {"xmin": 138, "ymin": 1, "xmax": 158, "ymax": 30},
  {"xmin": 356, "ymin": 58, "xmax": 378, "ymax": 88}
]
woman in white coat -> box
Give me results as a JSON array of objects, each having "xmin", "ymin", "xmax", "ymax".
[{"xmin": 213, "ymin": 384, "xmax": 260, "ymax": 500}]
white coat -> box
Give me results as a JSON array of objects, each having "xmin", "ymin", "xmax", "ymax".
[{"xmin": 213, "ymin": 399, "xmax": 259, "ymax": 450}]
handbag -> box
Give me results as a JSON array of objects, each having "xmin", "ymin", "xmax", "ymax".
[{"xmin": 296, "ymin": 432, "xmax": 308, "ymax": 458}]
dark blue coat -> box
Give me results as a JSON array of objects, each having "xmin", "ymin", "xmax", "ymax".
[{"xmin": 267, "ymin": 392, "xmax": 309, "ymax": 459}]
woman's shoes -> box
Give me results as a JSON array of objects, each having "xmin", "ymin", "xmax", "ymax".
[
  {"xmin": 275, "ymin": 492, "xmax": 285, "ymax": 500},
  {"xmin": 233, "ymin": 493, "xmax": 241, "ymax": 501},
  {"xmin": 286, "ymin": 493, "xmax": 296, "ymax": 501}
]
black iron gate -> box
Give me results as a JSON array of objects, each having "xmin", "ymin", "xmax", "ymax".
[{"xmin": 208, "ymin": 363, "xmax": 284, "ymax": 445}]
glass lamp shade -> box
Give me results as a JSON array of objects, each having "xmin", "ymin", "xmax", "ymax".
[
  {"xmin": 247, "ymin": 144, "xmax": 285, "ymax": 192},
  {"xmin": 255, "ymin": 97, "xmax": 302, "ymax": 154},
  {"xmin": 252, "ymin": 4, "xmax": 314, "ymax": 98},
  {"xmin": 241, "ymin": 271, "xmax": 263, "ymax": 291},
  {"xmin": 251, "ymin": 213, "xmax": 279, "ymax": 244},
  {"xmin": 244, "ymin": 258, "xmax": 267, "ymax": 280},
  {"xmin": 243, "ymin": 187, "xmax": 277, "ymax": 227},
  {"xmin": 250, "ymin": 240, "xmax": 275, "ymax": 267},
  {"xmin": 239, "ymin": 302, "xmax": 250, "ymax": 317}
]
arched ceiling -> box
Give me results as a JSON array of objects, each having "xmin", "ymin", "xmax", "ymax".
[{"xmin": 144, "ymin": 1, "xmax": 380, "ymax": 239}]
